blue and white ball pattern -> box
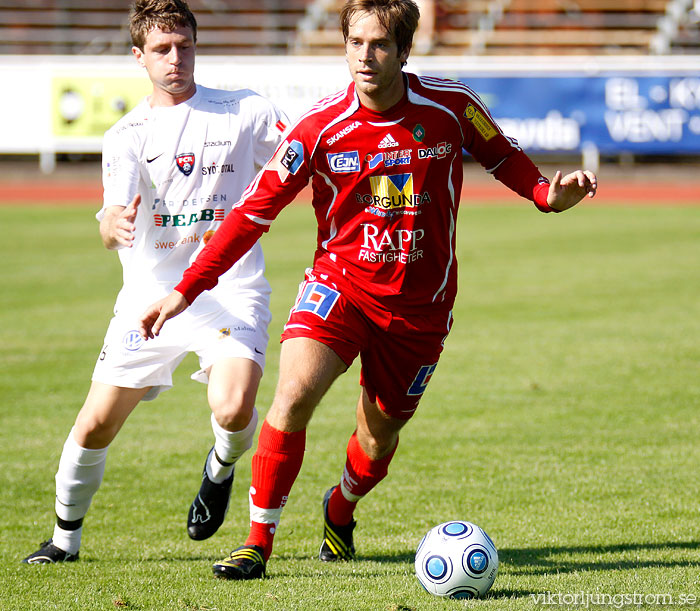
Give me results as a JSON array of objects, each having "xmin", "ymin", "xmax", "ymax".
[{"xmin": 415, "ymin": 521, "xmax": 498, "ymax": 599}]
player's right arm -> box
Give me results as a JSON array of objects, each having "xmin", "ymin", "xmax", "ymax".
[
  {"xmin": 99, "ymin": 194, "xmax": 141, "ymax": 249},
  {"xmin": 176, "ymin": 129, "xmax": 312, "ymax": 300},
  {"xmin": 98, "ymin": 116, "xmax": 143, "ymax": 248}
]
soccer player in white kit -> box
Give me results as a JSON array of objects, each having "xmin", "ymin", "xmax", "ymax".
[{"xmin": 23, "ymin": 0, "xmax": 287, "ymax": 564}]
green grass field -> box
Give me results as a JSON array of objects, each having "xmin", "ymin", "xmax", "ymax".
[{"xmin": 1, "ymin": 201, "xmax": 698, "ymax": 610}]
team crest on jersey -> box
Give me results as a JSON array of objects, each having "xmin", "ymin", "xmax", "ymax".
[
  {"xmin": 293, "ymin": 282, "xmax": 340, "ymax": 319},
  {"xmin": 464, "ymin": 104, "xmax": 497, "ymax": 141},
  {"xmin": 176, "ymin": 152, "xmax": 196, "ymax": 176},
  {"xmin": 413, "ymin": 124, "xmax": 425, "ymax": 142}
]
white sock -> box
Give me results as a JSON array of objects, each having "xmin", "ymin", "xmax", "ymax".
[
  {"xmin": 52, "ymin": 524, "xmax": 82, "ymax": 556},
  {"xmin": 52, "ymin": 428, "xmax": 109, "ymax": 555},
  {"xmin": 207, "ymin": 409, "xmax": 258, "ymax": 483}
]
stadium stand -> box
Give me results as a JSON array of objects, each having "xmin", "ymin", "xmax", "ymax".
[
  {"xmin": 651, "ymin": 0, "xmax": 700, "ymax": 52},
  {"xmin": 295, "ymin": 0, "xmax": 685, "ymax": 55},
  {"xmin": 441, "ymin": 0, "xmax": 669, "ymax": 55},
  {"xmin": 0, "ymin": 0, "xmax": 308, "ymax": 55},
  {"xmin": 0, "ymin": 0, "xmax": 697, "ymax": 55}
]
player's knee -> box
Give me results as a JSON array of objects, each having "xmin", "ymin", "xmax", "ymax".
[
  {"xmin": 211, "ymin": 405, "xmax": 254, "ymax": 431},
  {"xmin": 209, "ymin": 389, "xmax": 255, "ymax": 431},
  {"xmin": 265, "ymin": 379, "xmax": 318, "ymax": 431},
  {"xmin": 274, "ymin": 376, "xmax": 316, "ymax": 411},
  {"xmin": 358, "ymin": 429, "xmax": 398, "ymax": 461},
  {"xmin": 73, "ymin": 414, "xmax": 118, "ymax": 449}
]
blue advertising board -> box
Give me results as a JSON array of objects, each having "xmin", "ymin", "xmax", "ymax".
[{"xmin": 456, "ymin": 75, "xmax": 700, "ymax": 154}]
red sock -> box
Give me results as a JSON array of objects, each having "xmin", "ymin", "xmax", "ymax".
[
  {"xmin": 328, "ymin": 431, "xmax": 398, "ymax": 527},
  {"xmin": 245, "ymin": 420, "xmax": 306, "ymax": 560}
]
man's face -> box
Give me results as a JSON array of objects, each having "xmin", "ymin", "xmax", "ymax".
[
  {"xmin": 133, "ymin": 25, "xmax": 196, "ymax": 105},
  {"xmin": 345, "ymin": 10, "xmax": 410, "ymax": 111}
]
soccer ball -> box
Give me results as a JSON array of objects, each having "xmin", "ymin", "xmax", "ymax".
[{"xmin": 415, "ymin": 521, "xmax": 498, "ymax": 599}]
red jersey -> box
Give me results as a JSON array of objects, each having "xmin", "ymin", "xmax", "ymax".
[{"xmin": 176, "ymin": 72, "xmax": 551, "ymax": 315}]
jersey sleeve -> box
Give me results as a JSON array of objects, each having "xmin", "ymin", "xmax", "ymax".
[
  {"xmin": 97, "ymin": 126, "xmax": 140, "ymax": 221},
  {"xmin": 458, "ymin": 92, "xmax": 553, "ymax": 212},
  {"xmin": 175, "ymin": 120, "xmax": 314, "ymax": 303},
  {"xmin": 251, "ymin": 97, "xmax": 290, "ymax": 170}
]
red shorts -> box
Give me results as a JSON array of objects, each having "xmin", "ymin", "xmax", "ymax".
[{"xmin": 281, "ymin": 269, "xmax": 453, "ymax": 420}]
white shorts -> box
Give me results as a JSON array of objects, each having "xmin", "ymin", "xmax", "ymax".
[{"xmin": 92, "ymin": 289, "xmax": 270, "ymax": 401}]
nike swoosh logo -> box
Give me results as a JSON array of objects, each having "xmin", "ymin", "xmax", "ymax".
[
  {"xmin": 146, "ymin": 153, "xmax": 163, "ymax": 163},
  {"xmin": 254, "ymin": 348, "xmax": 264, "ymax": 355}
]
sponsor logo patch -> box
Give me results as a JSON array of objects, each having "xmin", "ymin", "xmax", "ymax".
[
  {"xmin": 418, "ymin": 142, "xmax": 453, "ymax": 160},
  {"xmin": 366, "ymin": 153, "xmax": 383, "ymax": 169},
  {"xmin": 123, "ymin": 330, "xmax": 144, "ymax": 352},
  {"xmin": 153, "ymin": 208, "xmax": 224, "ymax": 228},
  {"xmin": 378, "ymin": 133, "xmax": 399, "ymax": 148},
  {"xmin": 293, "ymin": 282, "xmax": 340, "ymax": 319},
  {"xmin": 327, "ymin": 151, "xmax": 360, "ymax": 173},
  {"xmin": 383, "ymin": 148, "xmax": 411, "ymax": 167},
  {"xmin": 268, "ymin": 139, "xmax": 304, "ymax": 182},
  {"xmin": 359, "ymin": 222, "xmax": 425, "ymax": 264},
  {"xmin": 464, "ymin": 104, "xmax": 497, "ymax": 141},
  {"xmin": 364, "ymin": 149, "xmax": 411, "ymax": 170},
  {"xmin": 280, "ymin": 140, "xmax": 304, "ymax": 175},
  {"xmin": 201, "ymin": 162, "xmax": 235, "ymax": 176},
  {"xmin": 326, "ymin": 120, "xmax": 361, "ymax": 146},
  {"xmin": 407, "ymin": 363, "xmax": 438, "ymax": 396},
  {"xmin": 366, "ymin": 173, "xmax": 417, "ymax": 209}
]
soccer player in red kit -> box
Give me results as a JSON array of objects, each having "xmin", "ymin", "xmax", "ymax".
[{"xmin": 140, "ymin": 0, "xmax": 597, "ymax": 580}]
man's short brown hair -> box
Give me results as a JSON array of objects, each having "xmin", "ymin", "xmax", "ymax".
[
  {"xmin": 340, "ymin": 0, "xmax": 420, "ymax": 56},
  {"xmin": 129, "ymin": 0, "xmax": 197, "ymax": 50}
]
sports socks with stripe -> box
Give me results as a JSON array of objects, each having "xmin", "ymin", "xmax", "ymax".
[
  {"xmin": 245, "ymin": 420, "xmax": 306, "ymax": 560},
  {"xmin": 328, "ymin": 430, "xmax": 398, "ymax": 527},
  {"xmin": 52, "ymin": 428, "xmax": 109, "ymax": 555},
  {"xmin": 207, "ymin": 408, "xmax": 258, "ymax": 483}
]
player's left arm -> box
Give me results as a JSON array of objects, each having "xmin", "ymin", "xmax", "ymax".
[
  {"xmin": 252, "ymin": 97, "xmax": 290, "ymax": 169},
  {"xmin": 458, "ymin": 91, "xmax": 596, "ymax": 213},
  {"xmin": 546, "ymin": 169, "xmax": 597, "ymax": 211}
]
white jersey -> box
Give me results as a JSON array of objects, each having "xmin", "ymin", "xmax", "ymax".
[{"xmin": 99, "ymin": 84, "xmax": 287, "ymax": 313}]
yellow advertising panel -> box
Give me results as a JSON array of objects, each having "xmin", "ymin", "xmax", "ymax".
[{"xmin": 52, "ymin": 76, "xmax": 150, "ymax": 138}]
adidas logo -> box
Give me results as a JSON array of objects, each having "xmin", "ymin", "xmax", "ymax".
[{"xmin": 378, "ymin": 133, "xmax": 399, "ymax": 149}]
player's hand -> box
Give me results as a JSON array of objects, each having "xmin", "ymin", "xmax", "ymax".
[
  {"xmin": 546, "ymin": 170, "xmax": 597, "ymax": 212},
  {"xmin": 109, "ymin": 194, "xmax": 141, "ymax": 248},
  {"xmin": 139, "ymin": 291, "xmax": 189, "ymax": 339}
]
